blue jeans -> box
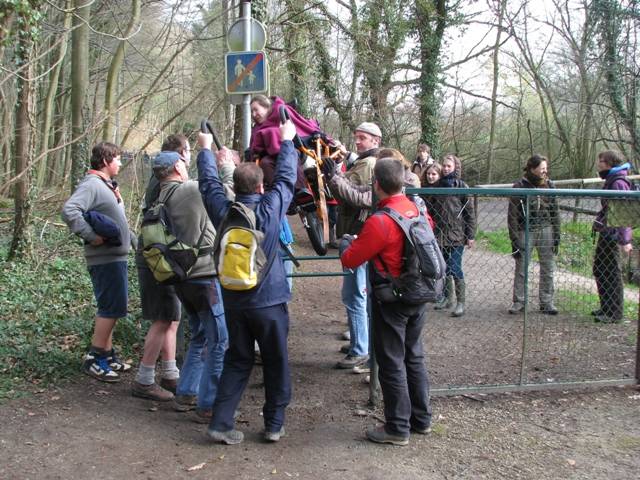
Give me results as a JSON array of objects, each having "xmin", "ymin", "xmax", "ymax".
[
  {"xmin": 281, "ymin": 248, "xmax": 294, "ymax": 292},
  {"xmin": 174, "ymin": 278, "xmax": 228, "ymax": 410},
  {"xmin": 443, "ymin": 245, "xmax": 465, "ymax": 279},
  {"xmin": 341, "ymin": 263, "xmax": 369, "ymax": 357}
]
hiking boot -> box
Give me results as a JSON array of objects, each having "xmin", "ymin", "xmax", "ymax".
[
  {"xmin": 365, "ymin": 425, "xmax": 408, "ymax": 446},
  {"xmin": 159, "ymin": 377, "xmax": 178, "ymax": 394},
  {"xmin": 340, "ymin": 343, "xmax": 350, "ymax": 354},
  {"xmin": 172, "ymin": 394, "xmax": 197, "ymax": 411},
  {"xmin": 540, "ymin": 304, "xmax": 558, "ymax": 315},
  {"xmin": 131, "ymin": 381, "xmax": 173, "ymax": 401},
  {"xmin": 508, "ymin": 302, "xmax": 524, "ymax": 314},
  {"xmin": 206, "ymin": 428, "xmax": 244, "ymax": 445},
  {"xmin": 594, "ymin": 314, "xmax": 622, "ymax": 324},
  {"xmin": 590, "ymin": 309, "xmax": 602, "ymax": 316},
  {"xmin": 83, "ymin": 356, "xmax": 120, "ymax": 383},
  {"xmin": 411, "ymin": 425, "xmax": 432, "ymax": 435},
  {"xmin": 193, "ymin": 408, "xmax": 212, "ymax": 424},
  {"xmin": 337, "ymin": 355, "xmax": 369, "ymax": 369},
  {"xmin": 264, "ymin": 427, "xmax": 285, "ymax": 442}
]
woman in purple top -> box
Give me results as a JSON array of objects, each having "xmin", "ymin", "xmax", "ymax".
[{"xmin": 592, "ymin": 150, "xmax": 634, "ymax": 323}]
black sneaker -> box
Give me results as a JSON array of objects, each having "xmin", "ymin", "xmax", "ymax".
[
  {"xmin": 336, "ymin": 354, "xmax": 369, "ymax": 369},
  {"xmin": 365, "ymin": 425, "xmax": 408, "ymax": 446},
  {"xmin": 83, "ymin": 356, "xmax": 120, "ymax": 383}
]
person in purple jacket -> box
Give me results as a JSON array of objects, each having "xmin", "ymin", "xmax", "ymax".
[{"xmin": 592, "ymin": 150, "xmax": 634, "ymax": 324}]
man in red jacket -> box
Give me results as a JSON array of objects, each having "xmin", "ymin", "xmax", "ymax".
[{"xmin": 339, "ymin": 158, "xmax": 432, "ymax": 446}]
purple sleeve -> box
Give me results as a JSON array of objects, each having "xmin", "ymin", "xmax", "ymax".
[{"xmin": 612, "ymin": 179, "xmax": 633, "ymax": 245}]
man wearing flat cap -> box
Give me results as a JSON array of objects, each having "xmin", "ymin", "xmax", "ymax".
[
  {"xmin": 329, "ymin": 122, "xmax": 381, "ymax": 369},
  {"xmin": 141, "ymin": 146, "xmax": 228, "ymax": 424}
]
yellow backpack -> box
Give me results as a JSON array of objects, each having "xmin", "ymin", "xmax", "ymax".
[{"xmin": 213, "ymin": 202, "xmax": 267, "ymax": 291}]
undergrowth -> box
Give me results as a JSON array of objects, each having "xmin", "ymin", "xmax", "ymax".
[{"xmin": 0, "ymin": 207, "xmax": 143, "ymax": 397}]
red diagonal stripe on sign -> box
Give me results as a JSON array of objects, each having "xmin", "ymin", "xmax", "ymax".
[{"xmin": 229, "ymin": 52, "xmax": 263, "ymax": 92}]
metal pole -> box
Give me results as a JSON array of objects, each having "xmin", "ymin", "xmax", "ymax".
[
  {"xmin": 519, "ymin": 194, "xmax": 530, "ymax": 385},
  {"xmin": 242, "ymin": 1, "xmax": 252, "ymax": 151}
]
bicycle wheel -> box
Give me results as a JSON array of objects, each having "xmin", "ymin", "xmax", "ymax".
[{"xmin": 304, "ymin": 211, "xmax": 328, "ymax": 256}]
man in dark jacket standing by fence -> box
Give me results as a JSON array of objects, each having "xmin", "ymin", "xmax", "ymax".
[
  {"xmin": 197, "ymin": 120, "xmax": 297, "ymax": 445},
  {"xmin": 593, "ymin": 150, "xmax": 634, "ymax": 324}
]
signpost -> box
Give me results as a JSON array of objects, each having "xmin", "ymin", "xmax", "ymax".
[
  {"xmin": 226, "ymin": 1, "xmax": 269, "ymax": 150},
  {"xmin": 225, "ymin": 51, "xmax": 267, "ymax": 95}
]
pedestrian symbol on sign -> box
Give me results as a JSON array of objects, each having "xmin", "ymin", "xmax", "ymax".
[{"xmin": 225, "ymin": 51, "xmax": 267, "ymax": 94}]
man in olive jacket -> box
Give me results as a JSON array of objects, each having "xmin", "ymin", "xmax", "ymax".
[{"xmin": 151, "ymin": 151, "xmax": 227, "ymax": 424}]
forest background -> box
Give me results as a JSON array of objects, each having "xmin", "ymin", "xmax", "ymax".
[
  {"xmin": 1, "ymin": 0, "xmax": 640, "ymax": 388},
  {"xmin": 2, "ymin": 0, "xmax": 640, "ymax": 258}
]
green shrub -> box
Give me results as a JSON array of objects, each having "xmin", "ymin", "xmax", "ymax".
[{"xmin": 0, "ymin": 214, "xmax": 144, "ymax": 396}]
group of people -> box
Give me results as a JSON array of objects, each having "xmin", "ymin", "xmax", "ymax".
[{"xmin": 61, "ymin": 91, "xmax": 633, "ymax": 448}]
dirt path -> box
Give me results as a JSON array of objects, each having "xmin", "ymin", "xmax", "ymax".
[{"xmin": 1, "ymin": 220, "xmax": 639, "ymax": 479}]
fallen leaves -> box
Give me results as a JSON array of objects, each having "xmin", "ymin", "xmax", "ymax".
[{"xmin": 187, "ymin": 462, "xmax": 206, "ymax": 471}]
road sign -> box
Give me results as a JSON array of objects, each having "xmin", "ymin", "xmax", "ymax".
[
  {"xmin": 225, "ymin": 51, "xmax": 267, "ymax": 94},
  {"xmin": 227, "ymin": 18, "xmax": 267, "ymax": 52}
]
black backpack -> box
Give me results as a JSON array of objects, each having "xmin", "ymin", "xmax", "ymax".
[
  {"xmin": 369, "ymin": 207, "xmax": 446, "ymax": 305},
  {"xmin": 141, "ymin": 184, "xmax": 209, "ymax": 285}
]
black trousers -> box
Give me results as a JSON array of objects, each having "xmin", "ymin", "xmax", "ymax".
[
  {"xmin": 209, "ymin": 303, "xmax": 291, "ymax": 433},
  {"xmin": 593, "ymin": 235, "xmax": 624, "ymax": 319},
  {"xmin": 371, "ymin": 300, "xmax": 432, "ymax": 437}
]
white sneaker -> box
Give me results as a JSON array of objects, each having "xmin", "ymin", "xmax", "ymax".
[{"xmin": 342, "ymin": 330, "xmax": 351, "ymax": 341}]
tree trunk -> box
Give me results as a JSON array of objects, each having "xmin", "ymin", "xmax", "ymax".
[
  {"xmin": 8, "ymin": 31, "xmax": 35, "ymax": 260},
  {"xmin": 37, "ymin": 1, "xmax": 72, "ymax": 189},
  {"xmin": 70, "ymin": 0, "xmax": 91, "ymax": 192},
  {"xmin": 102, "ymin": 0, "xmax": 141, "ymax": 142},
  {"xmin": 485, "ymin": 0, "xmax": 507, "ymax": 184},
  {"xmin": 416, "ymin": 0, "xmax": 447, "ymax": 155}
]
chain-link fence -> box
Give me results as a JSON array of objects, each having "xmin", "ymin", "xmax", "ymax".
[{"xmin": 409, "ymin": 186, "xmax": 640, "ymax": 395}]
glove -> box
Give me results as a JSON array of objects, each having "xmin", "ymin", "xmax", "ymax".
[
  {"xmin": 553, "ymin": 238, "xmax": 560, "ymax": 255},
  {"xmin": 338, "ymin": 234, "xmax": 355, "ymax": 257},
  {"xmin": 320, "ymin": 156, "xmax": 337, "ymax": 181},
  {"xmin": 512, "ymin": 239, "xmax": 524, "ymax": 260}
]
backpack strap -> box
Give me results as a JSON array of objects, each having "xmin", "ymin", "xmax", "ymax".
[
  {"xmin": 373, "ymin": 207, "xmax": 415, "ymax": 293},
  {"xmin": 161, "ymin": 182, "xmax": 210, "ymax": 254}
]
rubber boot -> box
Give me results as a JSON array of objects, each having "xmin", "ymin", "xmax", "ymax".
[
  {"xmin": 329, "ymin": 226, "xmax": 339, "ymax": 249},
  {"xmin": 434, "ymin": 276, "xmax": 455, "ymax": 310},
  {"xmin": 452, "ymin": 279, "xmax": 466, "ymax": 317}
]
